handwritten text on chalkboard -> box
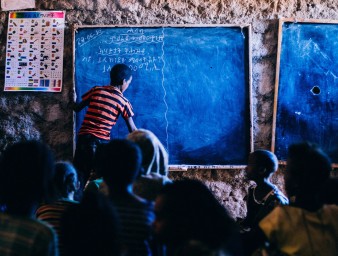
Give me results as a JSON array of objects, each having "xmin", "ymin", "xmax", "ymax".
[{"xmin": 74, "ymin": 26, "xmax": 252, "ymax": 165}]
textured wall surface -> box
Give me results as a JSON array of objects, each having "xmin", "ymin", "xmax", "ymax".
[{"xmin": 0, "ymin": 0, "xmax": 337, "ymax": 218}]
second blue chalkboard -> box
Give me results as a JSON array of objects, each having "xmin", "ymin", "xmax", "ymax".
[{"xmin": 273, "ymin": 19, "xmax": 338, "ymax": 165}]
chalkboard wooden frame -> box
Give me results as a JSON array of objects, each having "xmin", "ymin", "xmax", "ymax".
[
  {"xmin": 272, "ymin": 18, "xmax": 338, "ymax": 167},
  {"xmin": 73, "ymin": 24, "xmax": 253, "ymax": 169}
]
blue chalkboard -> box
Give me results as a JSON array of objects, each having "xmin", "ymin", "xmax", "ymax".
[
  {"xmin": 273, "ymin": 19, "xmax": 338, "ymax": 164},
  {"xmin": 74, "ymin": 25, "xmax": 252, "ymax": 165}
]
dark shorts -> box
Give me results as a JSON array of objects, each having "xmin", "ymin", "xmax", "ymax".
[{"xmin": 73, "ymin": 134, "xmax": 109, "ymax": 184}]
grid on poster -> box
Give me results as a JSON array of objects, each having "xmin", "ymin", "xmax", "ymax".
[{"xmin": 4, "ymin": 11, "xmax": 65, "ymax": 92}]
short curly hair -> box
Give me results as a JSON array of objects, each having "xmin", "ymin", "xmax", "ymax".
[{"xmin": 110, "ymin": 63, "xmax": 132, "ymax": 86}]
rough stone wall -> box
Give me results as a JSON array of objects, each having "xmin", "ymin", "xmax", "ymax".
[
  {"xmin": 168, "ymin": 167, "xmax": 286, "ymax": 218},
  {"xmin": 0, "ymin": 0, "xmax": 337, "ymax": 218}
]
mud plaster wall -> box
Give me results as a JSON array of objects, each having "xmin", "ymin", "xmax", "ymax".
[{"xmin": 0, "ymin": 0, "xmax": 337, "ymax": 218}]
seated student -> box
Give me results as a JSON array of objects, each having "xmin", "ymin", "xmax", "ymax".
[
  {"xmin": 0, "ymin": 141, "xmax": 58, "ymax": 256},
  {"xmin": 247, "ymin": 142, "xmax": 338, "ymax": 256},
  {"xmin": 127, "ymin": 129, "xmax": 172, "ymax": 201},
  {"xmin": 36, "ymin": 161, "xmax": 80, "ymax": 255},
  {"xmin": 60, "ymin": 191, "xmax": 122, "ymax": 256},
  {"xmin": 98, "ymin": 139, "xmax": 155, "ymax": 256},
  {"xmin": 153, "ymin": 179, "xmax": 243, "ymax": 256},
  {"xmin": 85, "ymin": 129, "xmax": 172, "ymax": 201},
  {"xmin": 239, "ymin": 149, "xmax": 288, "ymax": 232},
  {"xmin": 318, "ymin": 177, "xmax": 338, "ymax": 205}
]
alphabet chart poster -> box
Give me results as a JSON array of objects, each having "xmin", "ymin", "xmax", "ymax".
[{"xmin": 4, "ymin": 11, "xmax": 65, "ymax": 92}]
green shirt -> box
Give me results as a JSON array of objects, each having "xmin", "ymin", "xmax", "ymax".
[
  {"xmin": 259, "ymin": 205, "xmax": 338, "ymax": 256},
  {"xmin": 0, "ymin": 213, "xmax": 58, "ymax": 256}
]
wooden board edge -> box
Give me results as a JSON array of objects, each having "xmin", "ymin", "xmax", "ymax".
[
  {"xmin": 72, "ymin": 23, "xmax": 252, "ymax": 29},
  {"xmin": 169, "ymin": 165, "xmax": 248, "ymax": 171},
  {"xmin": 271, "ymin": 18, "xmax": 284, "ymax": 153}
]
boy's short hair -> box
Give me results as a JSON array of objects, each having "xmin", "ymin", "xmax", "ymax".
[
  {"xmin": 251, "ymin": 149, "xmax": 278, "ymax": 176},
  {"xmin": 110, "ymin": 64, "xmax": 132, "ymax": 86},
  {"xmin": 99, "ymin": 139, "xmax": 142, "ymax": 188},
  {"xmin": 54, "ymin": 161, "xmax": 78, "ymax": 198},
  {"xmin": 0, "ymin": 140, "xmax": 55, "ymax": 209},
  {"xmin": 157, "ymin": 179, "xmax": 239, "ymax": 252},
  {"xmin": 61, "ymin": 191, "xmax": 121, "ymax": 255}
]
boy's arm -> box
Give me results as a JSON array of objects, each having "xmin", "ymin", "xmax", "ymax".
[
  {"xmin": 72, "ymin": 99, "xmax": 89, "ymax": 113},
  {"xmin": 124, "ymin": 117, "xmax": 137, "ymax": 132}
]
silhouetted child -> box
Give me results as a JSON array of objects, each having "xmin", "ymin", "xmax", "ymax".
[
  {"xmin": 153, "ymin": 179, "xmax": 243, "ymax": 256},
  {"xmin": 73, "ymin": 63, "xmax": 137, "ymax": 185},
  {"xmin": 318, "ymin": 177, "xmax": 338, "ymax": 205},
  {"xmin": 245, "ymin": 142, "xmax": 338, "ymax": 255},
  {"xmin": 127, "ymin": 128, "xmax": 172, "ymax": 201},
  {"xmin": 85, "ymin": 129, "xmax": 172, "ymax": 202},
  {"xmin": 60, "ymin": 191, "xmax": 121, "ymax": 256},
  {"xmin": 36, "ymin": 161, "xmax": 80, "ymax": 255},
  {"xmin": 0, "ymin": 141, "xmax": 58, "ymax": 255},
  {"xmin": 98, "ymin": 139, "xmax": 155, "ymax": 256},
  {"xmin": 240, "ymin": 149, "xmax": 288, "ymax": 232}
]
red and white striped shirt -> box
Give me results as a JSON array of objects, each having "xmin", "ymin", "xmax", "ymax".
[{"xmin": 79, "ymin": 86, "xmax": 134, "ymax": 140}]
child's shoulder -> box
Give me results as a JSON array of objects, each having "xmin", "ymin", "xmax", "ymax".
[
  {"xmin": 92, "ymin": 85, "xmax": 108, "ymax": 91},
  {"xmin": 270, "ymin": 187, "xmax": 289, "ymax": 205},
  {"xmin": 88, "ymin": 85, "xmax": 119, "ymax": 96}
]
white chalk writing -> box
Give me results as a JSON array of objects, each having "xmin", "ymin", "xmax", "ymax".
[
  {"xmin": 98, "ymin": 46, "xmax": 145, "ymax": 56},
  {"xmin": 77, "ymin": 29, "xmax": 103, "ymax": 47},
  {"xmin": 103, "ymin": 34, "xmax": 164, "ymax": 44},
  {"xmin": 102, "ymin": 62, "xmax": 161, "ymax": 73}
]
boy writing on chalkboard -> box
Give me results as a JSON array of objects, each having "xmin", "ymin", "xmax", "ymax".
[{"xmin": 73, "ymin": 63, "xmax": 137, "ymax": 186}]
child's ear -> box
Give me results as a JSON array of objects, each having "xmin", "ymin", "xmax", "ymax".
[{"xmin": 75, "ymin": 181, "xmax": 81, "ymax": 191}]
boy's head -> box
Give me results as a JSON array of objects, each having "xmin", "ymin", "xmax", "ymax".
[
  {"xmin": 153, "ymin": 179, "xmax": 237, "ymax": 250},
  {"xmin": 285, "ymin": 142, "xmax": 331, "ymax": 197},
  {"xmin": 246, "ymin": 149, "xmax": 278, "ymax": 180},
  {"xmin": 127, "ymin": 128, "xmax": 169, "ymax": 176},
  {"xmin": 99, "ymin": 139, "xmax": 142, "ymax": 190},
  {"xmin": 110, "ymin": 63, "xmax": 132, "ymax": 86},
  {"xmin": 0, "ymin": 140, "xmax": 55, "ymax": 213},
  {"xmin": 61, "ymin": 191, "xmax": 121, "ymax": 256},
  {"xmin": 54, "ymin": 161, "xmax": 79, "ymax": 198}
]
